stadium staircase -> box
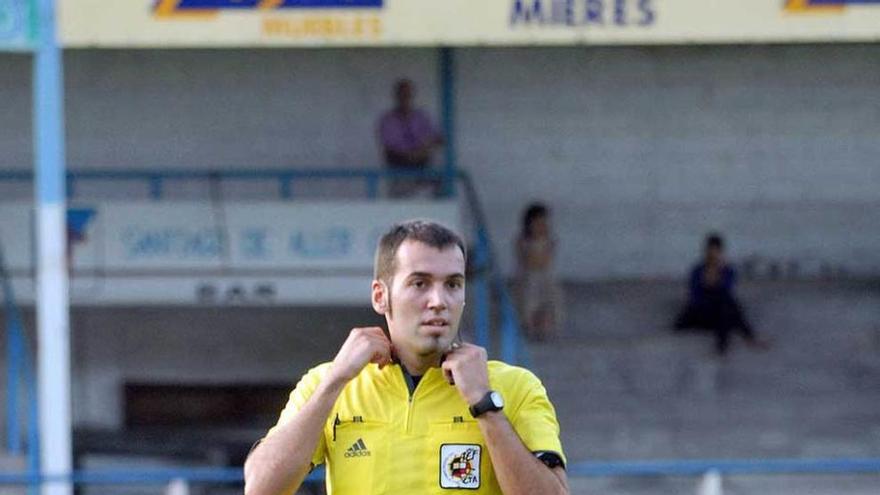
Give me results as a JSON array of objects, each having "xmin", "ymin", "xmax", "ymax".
[{"xmin": 528, "ymin": 279, "xmax": 880, "ymax": 495}]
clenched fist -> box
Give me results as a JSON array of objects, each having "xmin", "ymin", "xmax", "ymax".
[
  {"xmin": 441, "ymin": 343, "xmax": 490, "ymax": 406},
  {"xmin": 327, "ymin": 327, "xmax": 393, "ymax": 386}
]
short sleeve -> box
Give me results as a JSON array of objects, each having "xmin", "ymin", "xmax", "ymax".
[
  {"xmin": 264, "ymin": 363, "xmax": 332, "ymax": 467},
  {"xmin": 378, "ymin": 112, "xmax": 406, "ymax": 152},
  {"xmin": 508, "ymin": 369, "xmax": 566, "ymax": 466},
  {"xmin": 414, "ymin": 109, "xmax": 441, "ymax": 141}
]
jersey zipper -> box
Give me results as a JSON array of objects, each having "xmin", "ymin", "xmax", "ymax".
[
  {"xmin": 400, "ymin": 367, "xmax": 423, "ymax": 434},
  {"xmin": 405, "ymin": 392, "xmax": 415, "ymax": 434}
]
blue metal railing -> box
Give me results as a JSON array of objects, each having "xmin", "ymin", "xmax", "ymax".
[
  {"xmin": 455, "ymin": 170, "xmax": 529, "ymax": 366},
  {"xmin": 0, "ymin": 168, "xmax": 455, "ymax": 201},
  {"xmin": 565, "ymin": 458, "xmax": 880, "ymax": 477},
  {"xmin": 0, "ymin": 241, "xmax": 40, "ymax": 492},
  {"xmin": 0, "ymin": 457, "xmax": 878, "ymax": 488}
]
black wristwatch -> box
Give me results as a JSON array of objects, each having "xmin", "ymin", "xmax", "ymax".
[{"xmin": 469, "ymin": 390, "xmax": 504, "ymax": 418}]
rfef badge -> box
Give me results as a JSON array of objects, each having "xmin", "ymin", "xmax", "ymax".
[{"xmin": 440, "ymin": 444, "xmax": 481, "ymax": 489}]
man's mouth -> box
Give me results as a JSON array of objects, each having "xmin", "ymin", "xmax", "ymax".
[{"xmin": 421, "ymin": 318, "xmax": 449, "ymax": 328}]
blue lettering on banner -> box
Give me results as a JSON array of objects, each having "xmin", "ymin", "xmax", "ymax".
[
  {"xmin": 0, "ymin": 0, "xmax": 22, "ymax": 40},
  {"xmin": 550, "ymin": 0, "xmax": 575, "ymax": 25},
  {"xmin": 289, "ymin": 227, "xmax": 352, "ymax": 259},
  {"xmin": 638, "ymin": 0, "xmax": 654, "ymax": 26},
  {"xmin": 0, "ymin": 0, "xmax": 32, "ymax": 48},
  {"xmin": 241, "ymin": 228, "xmax": 270, "ymax": 259},
  {"xmin": 586, "ymin": 0, "xmax": 603, "ymax": 24},
  {"xmin": 614, "ymin": 0, "xmax": 626, "ymax": 25},
  {"xmin": 122, "ymin": 227, "xmax": 224, "ymax": 260},
  {"xmin": 511, "ymin": 0, "xmax": 655, "ymax": 27}
]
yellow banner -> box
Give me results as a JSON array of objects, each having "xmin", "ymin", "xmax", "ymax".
[{"xmin": 59, "ymin": 0, "xmax": 880, "ymax": 47}]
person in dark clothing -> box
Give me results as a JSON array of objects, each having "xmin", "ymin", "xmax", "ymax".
[{"xmin": 674, "ymin": 233, "xmax": 768, "ymax": 356}]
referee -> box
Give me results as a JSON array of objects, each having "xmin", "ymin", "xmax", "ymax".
[{"xmin": 245, "ymin": 220, "xmax": 568, "ymax": 495}]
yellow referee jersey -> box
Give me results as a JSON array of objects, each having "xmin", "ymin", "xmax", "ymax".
[{"xmin": 265, "ymin": 360, "xmax": 565, "ymax": 494}]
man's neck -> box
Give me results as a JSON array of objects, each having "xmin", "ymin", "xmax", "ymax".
[{"xmin": 396, "ymin": 350, "xmax": 440, "ymax": 377}]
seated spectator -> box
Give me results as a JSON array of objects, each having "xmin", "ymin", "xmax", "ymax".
[
  {"xmin": 515, "ymin": 203, "xmax": 563, "ymax": 341},
  {"xmin": 674, "ymin": 233, "xmax": 769, "ymax": 356},
  {"xmin": 376, "ymin": 78, "xmax": 444, "ymax": 198}
]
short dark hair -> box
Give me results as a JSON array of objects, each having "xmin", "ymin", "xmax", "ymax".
[
  {"xmin": 705, "ymin": 232, "xmax": 725, "ymax": 250},
  {"xmin": 374, "ymin": 220, "xmax": 466, "ymax": 284},
  {"xmin": 522, "ymin": 202, "xmax": 549, "ymax": 238}
]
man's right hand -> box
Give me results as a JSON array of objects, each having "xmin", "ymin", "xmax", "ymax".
[
  {"xmin": 245, "ymin": 327, "xmax": 391, "ymax": 495},
  {"xmin": 326, "ymin": 327, "xmax": 393, "ymax": 386}
]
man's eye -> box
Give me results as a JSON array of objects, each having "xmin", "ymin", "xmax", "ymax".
[
  {"xmin": 412, "ymin": 280, "xmax": 425, "ymax": 288},
  {"xmin": 447, "ymin": 281, "xmax": 462, "ymax": 289}
]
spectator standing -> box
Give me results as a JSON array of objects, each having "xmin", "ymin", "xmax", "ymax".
[{"xmin": 515, "ymin": 203, "xmax": 564, "ymax": 341}]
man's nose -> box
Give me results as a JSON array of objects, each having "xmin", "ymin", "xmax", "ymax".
[{"xmin": 427, "ymin": 284, "xmax": 448, "ymax": 310}]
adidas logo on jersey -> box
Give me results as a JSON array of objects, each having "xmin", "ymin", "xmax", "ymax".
[{"xmin": 344, "ymin": 438, "xmax": 371, "ymax": 458}]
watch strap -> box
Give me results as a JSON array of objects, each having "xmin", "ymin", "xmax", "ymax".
[{"xmin": 469, "ymin": 390, "xmax": 502, "ymax": 418}]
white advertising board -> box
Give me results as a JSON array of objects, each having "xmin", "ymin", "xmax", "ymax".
[{"xmin": 0, "ymin": 200, "xmax": 462, "ymax": 305}]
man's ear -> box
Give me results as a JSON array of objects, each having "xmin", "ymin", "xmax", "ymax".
[{"xmin": 371, "ymin": 279, "xmax": 389, "ymax": 315}]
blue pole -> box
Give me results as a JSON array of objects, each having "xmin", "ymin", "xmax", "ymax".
[
  {"xmin": 1, "ymin": 249, "xmax": 23, "ymax": 454},
  {"xmin": 498, "ymin": 288, "xmax": 518, "ymax": 365},
  {"xmin": 366, "ymin": 173, "xmax": 379, "ymax": 200},
  {"xmin": 279, "ymin": 176, "xmax": 293, "ymax": 200},
  {"xmin": 34, "ymin": 0, "xmax": 71, "ymax": 492},
  {"xmin": 149, "ymin": 176, "xmax": 163, "ymax": 200},
  {"xmin": 6, "ymin": 319, "xmax": 21, "ymax": 455},
  {"xmin": 25, "ymin": 355, "xmax": 40, "ymax": 495},
  {"xmin": 439, "ymin": 47, "xmax": 456, "ymax": 198},
  {"xmin": 473, "ymin": 228, "xmax": 490, "ymax": 351}
]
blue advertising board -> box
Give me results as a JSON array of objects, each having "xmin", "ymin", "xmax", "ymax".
[{"xmin": 0, "ymin": 0, "xmax": 35, "ymax": 51}]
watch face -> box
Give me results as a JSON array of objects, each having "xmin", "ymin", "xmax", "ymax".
[{"xmin": 490, "ymin": 391, "xmax": 504, "ymax": 408}]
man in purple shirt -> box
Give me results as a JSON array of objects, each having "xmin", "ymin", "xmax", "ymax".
[{"xmin": 377, "ymin": 78, "xmax": 444, "ymax": 197}]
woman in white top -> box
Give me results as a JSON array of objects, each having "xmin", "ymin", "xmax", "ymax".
[{"xmin": 515, "ymin": 203, "xmax": 564, "ymax": 341}]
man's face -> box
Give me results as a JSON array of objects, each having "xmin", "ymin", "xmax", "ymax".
[
  {"xmin": 531, "ymin": 215, "xmax": 549, "ymax": 237},
  {"xmin": 395, "ymin": 82, "xmax": 414, "ymax": 112},
  {"xmin": 706, "ymin": 245, "xmax": 724, "ymax": 265},
  {"xmin": 379, "ymin": 239, "xmax": 466, "ymax": 358}
]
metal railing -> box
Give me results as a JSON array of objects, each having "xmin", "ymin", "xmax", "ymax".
[
  {"xmin": 0, "ymin": 457, "xmax": 875, "ymax": 492},
  {"xmin": 0, "ymin": 168, "xmax": 454, "ymax": 201},
  {"xmin": 0, "ymin": 240, "xmax": 40, "ymax": 490}
]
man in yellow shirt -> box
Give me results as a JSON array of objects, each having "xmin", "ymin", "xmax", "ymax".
[{"xmin": 245, "ymin": 220, "xmax": 568, "ymax": 495}]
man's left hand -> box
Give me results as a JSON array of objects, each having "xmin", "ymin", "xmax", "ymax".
[{"xmin": 441, "ymin": 343, "xmax": 490, "ymax": 406}]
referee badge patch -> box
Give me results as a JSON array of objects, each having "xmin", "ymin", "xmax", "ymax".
[{"xmin": 439, "ymin": 444, "xmax": 481, "ymax": 489}]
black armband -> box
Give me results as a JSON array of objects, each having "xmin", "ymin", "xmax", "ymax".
[{"xmin": 534, "ymin": 451, "xmax": 565, "ymax": 470}]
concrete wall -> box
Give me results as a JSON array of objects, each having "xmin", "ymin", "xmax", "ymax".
[
  {"xmin": 1, "ymin": 45, "xmax": 878, "ymax": 280},
  {"xmin": 69, "ymin": 306, "xmax": 383, "ymax": 429},
  {"xmin": 0, "ymin": 307, "xmax": 383, "ymax": 431},
  {"xmin": 458, "ymin": 46, "xmax": 880, "ymax": 279}
]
